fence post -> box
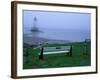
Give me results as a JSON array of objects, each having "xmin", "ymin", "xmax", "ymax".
[
  {"xmin": 24, "ymin": 48, "xmax": 29, "ymax": 64},
  {"xmin": 83, "ymin": 39, "xmax": 89, "ymax": 55}
]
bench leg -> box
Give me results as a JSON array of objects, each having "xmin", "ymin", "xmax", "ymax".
[
  {"xmin": 39, "ymin": 47, "xmax": 44, "ymax": 60},
  {"xmin": 39, "ymin": 55, "xmax": 43, "ymax": 60},
  {"xmin": 69, "ymin": 46, "xmax": 72, "ymax": 56},
  {"xmin": 69, "ymin": 52, "xmax": 72, "ymax": 56},
  {"xmin": 67, "ymin": 52, "xmax": 72, "ymax": 56}
]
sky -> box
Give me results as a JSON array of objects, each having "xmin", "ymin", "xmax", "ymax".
[{"xmin": 23, "ymin": 10, "xmax": 91, "ymax": 42}]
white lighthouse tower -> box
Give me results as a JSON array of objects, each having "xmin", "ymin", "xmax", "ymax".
[
  {"xmin": 30, "ymin": 16, "xmax": 40, "ymax": 39},
  {"xmin": 31, "ymin": 17, "xmax": 39, "ymax": 32}
]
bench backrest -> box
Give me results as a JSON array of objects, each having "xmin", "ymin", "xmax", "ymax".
[{"xmin": 43, "ymin": 46, "xmax": 71, "ymax": 52}]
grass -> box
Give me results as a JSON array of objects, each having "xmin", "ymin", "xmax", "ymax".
[{"xmin": 23, "ymin": 42, "xmax": 91, "ymax": 69}]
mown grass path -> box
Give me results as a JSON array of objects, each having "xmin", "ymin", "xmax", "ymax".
[{"xmin": 23, "ymin": 42, "xmax": 91, "ymax": 69}]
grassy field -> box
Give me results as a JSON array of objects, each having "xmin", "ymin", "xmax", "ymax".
[{"xmin": 23, "ymin": 42, "xmax": 91, "ymax": 69}]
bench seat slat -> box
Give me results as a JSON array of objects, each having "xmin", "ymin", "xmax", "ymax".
[{"xmin": 38, "ymin": 50, "xmax": 69, "ymax": 55}]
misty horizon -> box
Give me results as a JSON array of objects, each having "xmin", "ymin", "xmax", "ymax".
[{"xmin": 23, "ymin": 10, "xmax": 91, "ymax": 42}]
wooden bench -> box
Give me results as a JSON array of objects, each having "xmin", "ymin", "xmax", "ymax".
[{"xmin": 38, "ymin": 46, "xmax": 72, "ymax": 60}]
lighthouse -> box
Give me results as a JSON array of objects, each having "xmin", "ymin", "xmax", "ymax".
[{"xmin": 31, "ymin": 17, "xmax": 39, "ymax": 32}]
